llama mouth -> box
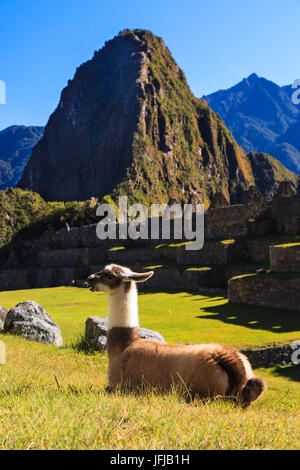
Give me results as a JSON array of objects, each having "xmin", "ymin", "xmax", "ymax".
[{"xmin": 89, "ymin": 285, "xmax": 101, "ymax": 292}]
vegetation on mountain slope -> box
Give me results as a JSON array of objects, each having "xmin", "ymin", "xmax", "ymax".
[
  {"xmin": 0, "ymin": 188, "xmax": 102, "ymax": 250},
  {"xmin": 248, "ymin": 152, "xmax": 300, "ymax": 198},
  {"xmin": 19, "ymin": 29, "xmax": 254, "ymax": 207}
]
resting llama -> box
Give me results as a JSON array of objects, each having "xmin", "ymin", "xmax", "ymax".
[{"xmin": 87, "ymin": 264, "xmax": 266, "ymax": 407}]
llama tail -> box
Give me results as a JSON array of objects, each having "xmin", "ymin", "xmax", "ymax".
[{"xmin": 240, "ymin": 376, "xmax": 267, "ymax": 408}]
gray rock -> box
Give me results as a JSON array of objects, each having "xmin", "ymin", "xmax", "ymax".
[
  {"xmin": 0, "ymin": 306, "xmax": 8, "ymax": 330},
  {"xmin": 85, "ymin": 316, "xmax": 165, "ymax": 350},
  {"xmin": 4, "ymin": 301, "xmax": 63, "ymax": 346},
  {"xmin": 240, "ymin": 344, "xmax": 295, "ymax": 369}
]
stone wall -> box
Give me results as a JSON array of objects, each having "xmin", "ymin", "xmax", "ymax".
[
  {"xmin": 143, "ymin": 267, "xmax": 225, "ymax": 291},
  {"xmin": 37, "ymin": 247, "xmax": 106, "ymax": 267},
  {"xmin": 1, "ymin": 180, "xmax": 300, "ymax": 294},
  {"xmin": 228, "ymin": 273, "xmax": 300, "ymax": 312},
  {"xmin": 108, "ymin": 248, "xmax": 158, "ymax": 264},
  {"xmin": 276, "ymin": 194, "xmax": 300, "ymax": 234},
  {"xmin": 240, "ymin": 344, "xmax": 295, "ymax": 369},
  {"xmin": 270, "ymin": 243, "xmax": 300, "ymax": 272},
  {"xmin": 0, "ymin": 265, "xmax": 91, "ymax": 291},
  {"xmin": 177, "ymin": 239, "xmax": 249, "ymax": 265},
  {"xmin": 245, "ymin": 238, "xmax": 289, "ymax": 264},
  {"xmin": 206, "ymin": 205, "xmax": 249, "ymax": 239}
]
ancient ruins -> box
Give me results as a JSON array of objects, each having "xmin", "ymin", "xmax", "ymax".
[{"xmin": 0, "ymin": 181, "xmax": 299, "ymax": 312}]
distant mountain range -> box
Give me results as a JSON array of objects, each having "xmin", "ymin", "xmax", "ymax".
[
  {"xmin": 0, "ymin": 126, "xmax": 44, "ymax": 189},
  {"xmin": 204, "ymin": 73, "xmax": 300, "ymax": 173}
]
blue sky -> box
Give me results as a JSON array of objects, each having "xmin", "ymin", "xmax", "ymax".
[{"xmin": 0, "ymin": 0, "xmax": 299, "ymax": 130}]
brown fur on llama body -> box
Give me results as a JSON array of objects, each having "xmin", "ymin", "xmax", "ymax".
[{"xmin": 87, "ymin": 264, "xmax": 266, "ymax": 407}]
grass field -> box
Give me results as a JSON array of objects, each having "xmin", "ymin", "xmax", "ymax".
[
  {"xmin": 0, "ymin": 286, "xmax": 299, "ymax": 450},
  {"xmin": 0, "ymin": 286, "xmax": 299, "ymax": 348}
]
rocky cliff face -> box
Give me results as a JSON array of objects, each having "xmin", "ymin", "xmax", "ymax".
[
  {"xmin": 0, "ymin": 125, "xmax": 44, "ymax": 189},
  {"xmin": 248, "ymin": 152, "xmax": 300, "ymax": 198},
  {"xmin": 19, "ymin": 29, "xmax": 255, "ymax": 206}
]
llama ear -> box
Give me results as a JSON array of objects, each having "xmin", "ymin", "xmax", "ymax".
[{"xmin": 122, "ymin": 271, "xmax": 154, "ymax": 283}]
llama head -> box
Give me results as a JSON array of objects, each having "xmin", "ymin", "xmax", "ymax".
[{"xmin": 87, "ymin": 264, "xmax": 154, "ymax": 293}]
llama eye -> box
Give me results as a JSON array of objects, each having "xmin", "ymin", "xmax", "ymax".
[{"xmin": 105, "ymin": 273, "xmax": 114, "ymax": 280}]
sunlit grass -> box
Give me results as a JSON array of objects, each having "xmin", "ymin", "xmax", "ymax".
[
  {"xmin": 0, "ymin": 286, "xmax": 299, "ymax": 449},
  {"xmin": 0, "ymin": 335, "xmax": 299, "ymax": 450},
  {"xmin": 0, "ymin": 286, "xmax": 299, "ymax": 348}
]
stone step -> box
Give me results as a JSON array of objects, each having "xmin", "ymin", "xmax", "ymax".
[
  {"xmin": 0, "ymin": 258, "xmax": 265, "ymax": 292},
  {"xmin": 107, "ymin": 237, "xmax": 299, "ymax": 266},
  {"xmin": 90, "ymin": 261, "xmax": 226, "ymax": 291},
  {"xmin": 91, "ymin": 260, "xmax": 264, "ymax": 292},
  {"xmin": 228, "ymin": 272, "xmax": 300, "ymax": 312},
  {"xmin": 37, "ymin": 246, "xmax": 107, "ymax": 268},
  {"xmin": 107, "ymin": 240, "xmax": 246, "ymax": 266},
  {"xmin": 245, "ymin": 237, "xmax": 299, "ymax": 264},
  {"xmin": 107, "ymin": 247, "xmax": 159, "ymax": 263},
  {"xmin": 0, "ymin": 265, "xmax": 91, "ymax": 291},
  {"xmin": 176, "ymin": 240, "xmax": 242, "ymax": 265},
  {"xmin": 269, "ymin": 243, "xmax": 300, "ymax": 272}
]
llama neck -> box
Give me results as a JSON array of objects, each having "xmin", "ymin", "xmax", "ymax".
[{"xmin": 107, "ymin": 283, "xmax": 139, "ymax": 329}]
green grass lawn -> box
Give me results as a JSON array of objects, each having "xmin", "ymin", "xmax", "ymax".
[
  {"xmin": 0, "ymin": 286, "xmax": 299, "ymax": 348},
  {"xmin": 0, "ymin": 286, "xmax": 299, "ymax": 450}
]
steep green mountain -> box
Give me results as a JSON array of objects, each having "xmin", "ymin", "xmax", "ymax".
[
  {"xmin": 204, "ymin": 74, "xmax": 300, "ymax": 173},
  {"xmin": 0, "ymin": 187, "xmax": 102, "ymax": 251},
  {"xmin": 0, "ymin": 125, "xmax": 44, "ymax": 189},
  {"xmin": 0, "ymin": 188, "xmax": 49, "ymax": 249},
  {"xmin": 248, "ymin": 152, "xmax": 300, "ymax": 198},
  {"xmin": 19, "ymin": 29, "xmax": 255, "ymax": 207}
]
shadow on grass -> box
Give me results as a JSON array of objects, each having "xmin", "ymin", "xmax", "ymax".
[
  {"xmin": 69, "ymin": 335, "xmax": 101, "ymax": 356},
  {"xmin": 139, "ymin": 287, "xmax": 226, "ymax": 297},
  {"xmin": 139, "ymin": 287, "xmax": 299, "ymax": 334},
  {"xmin": 272, "ymin": 365, "xmax": 300, "ymax": 383},
  {"xmin": 196, "ymin": 301, "xmax": 300, "ymax": 333}
]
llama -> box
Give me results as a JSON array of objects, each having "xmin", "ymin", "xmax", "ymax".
[{"xmin": 87, "ymin": 264, "xmax": 266, "ymax": 407}]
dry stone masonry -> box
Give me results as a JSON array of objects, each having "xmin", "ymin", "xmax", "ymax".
[
  {"xmin": 0, "ymin": 182, "xmax": 300, "ymax": 314},
  {"xmin": 269, "ymin": 243, "xmax": 300, "ymax": 272},
  {"xmin": 229, "ymin": 273, "xmax": 300, "ymax": 312}
]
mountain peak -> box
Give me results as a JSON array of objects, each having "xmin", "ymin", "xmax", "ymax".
[
  {"xmin": 246, "ymin": 72, "xmax": 259, "ymax": 81},
  {"xmin": 205, "ymin": 74, "xmax": 300, "ymax": 174},
  {"xmin": 19, "ymin": 30, "xmax": 255, "ymax": 205}
]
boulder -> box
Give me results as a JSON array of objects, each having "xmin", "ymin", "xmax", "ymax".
[
  {"xmin": 85, "ymin": 316, "xmax": 165, "ymax": 351},
  {"xmin": 0, "ymin": 306, "xmax": 8, "ymax": 330},
  {"xmin": 4, "ymin": 301, "xmax": 63, "ymax": 346}
]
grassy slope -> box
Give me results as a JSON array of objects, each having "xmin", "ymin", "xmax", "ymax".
[{"xmin": 0, "ymin": 286, "xmax": 299, "ymax": 450}]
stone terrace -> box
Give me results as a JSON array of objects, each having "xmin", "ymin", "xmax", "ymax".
[
  {"xmin": 229, "ymin": 238, "xmax": 300, "ymax": 312},
  {"xmin": 0, "ymin": 181, "xmax": 299, "ymax": 307},
  {"xmin": 269, "ymin": 243, "xmax": 300, "ymax": 272}
]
